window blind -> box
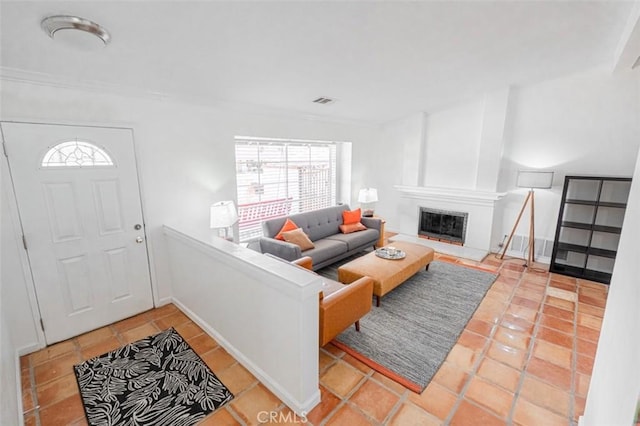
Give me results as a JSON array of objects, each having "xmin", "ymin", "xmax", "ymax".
[{"xmin": 235, "ymin": 137, "xmax": 337, "ymax": 242}]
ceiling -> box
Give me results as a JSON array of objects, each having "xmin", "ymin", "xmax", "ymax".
[{"xmin": 0, "ymin": 1, "xmax": 636, "ymax": 123}]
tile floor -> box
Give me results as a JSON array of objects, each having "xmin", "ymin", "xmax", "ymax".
[{"xmin": 20, "ymin": 252, "xmax": 608, "ymax": 425}]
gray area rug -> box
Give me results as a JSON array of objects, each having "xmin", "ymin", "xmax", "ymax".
[{"xmin": 319, "ymin": 259, "xmax": 497, "ymax": 392}]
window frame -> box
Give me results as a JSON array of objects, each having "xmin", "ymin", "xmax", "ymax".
[{"xmin": 234, "ymin": 136, "xmax": 343, "ymax": 242}]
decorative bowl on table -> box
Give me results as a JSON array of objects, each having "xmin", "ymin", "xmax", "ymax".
[{"xmin": 375, "ymin": 246, "xmax": 406, "ymax": 260}]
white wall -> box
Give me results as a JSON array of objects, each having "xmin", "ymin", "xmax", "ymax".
[
  {"xmin": 0, "ymin": 173, "xmax": 21, "ymax": 425},
  {"xmin": 385, "ymin": 90, "xmax": 509, "ymax": 195},
  {"xmin": 376, "ymin": 92, "xmax": 509, "ymax": 250},
  {"xmin": 496, "ymin": 67, "xmax": 640, "ymax": 248},
  {"xmin": 581, "ymin": 142, "xmax": 640, "ymax": 425},
  {"xmin": 422, "ymin": 100, "xmax": 484, "ymax": 189},
  {"xmin": 164, "ymin": 227, "xmax": 321, "ymax": 415},
  {"xmin": 396, "ymin": 113, "xmax": 427, "ymax": 187},
  {"xmin": 476, "ymin": 89, "xmax": 510, "ymax": 192},
  {"xmin": 372, "ymin": 115, "xmax": 421, "ymax": 223},
  {"xmin": 1, "ymin": 164, "xmax": 42, "ymax": 352},
  {"xmin": 0, "ymin": 78, "xmax": 382, "ymax": 354},
  {"xmin": 0, "ymin": 310, "xmax": 20, "ymax": 426},
  {"xmin": 370, "ymin": 67, "xmax": 640, "ymax": 255}
]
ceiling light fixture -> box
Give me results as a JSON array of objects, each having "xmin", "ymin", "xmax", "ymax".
[{"xmin": 41, "ymin": 15, "xmax": 111, "ymax": 46}]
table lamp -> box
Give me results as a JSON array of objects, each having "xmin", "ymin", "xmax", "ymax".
[
  {"xmin": 358, "ymin": 188, "xmax": 378, "ymax": 217},
  {"xmin": 210, "ymin": 201, "xmax": 238, "ymax": 241}
]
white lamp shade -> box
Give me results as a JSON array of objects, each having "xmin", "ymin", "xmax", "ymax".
[
  {"xmin": 516, "ymin": 171, "xmax": 554, "ymax": 189},
  {"xmin": 358, "ymin": 188, "xmax": 379, "ymax": 203},
  {"xmin": 210, "ymin": 201, "xmax": 238, "ymax": 228}
]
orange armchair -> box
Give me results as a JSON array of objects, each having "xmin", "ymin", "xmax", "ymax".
[{"xmin": 292, "ymin": 257, "xmax": 373, "ymax": 346}]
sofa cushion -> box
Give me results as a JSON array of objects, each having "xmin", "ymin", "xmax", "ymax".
[
  {"xmin": 340, "ymin": 222, "xmax": 367, "ymax": 234},
  {"xmin": 302, "ymin": 238, "xmax": 348, "ymax": 266},
  {"xmin": 262, "ymin": 205, "xmax": 349, "ymax": 241},
  {"xmin": 288, "ymin": 205, "xmax": 349, "ymax": 241},
  {"xmin": 274, "ymin": 218, "xmax": 299, "ymax": 240},
  {"xmin": 342, "ymin": 208, "xmax": 361, "ymax": 225},
  {"xmin": 281, "ymin": 228, "xmax": 314, "ymax": 251},
  {"xmin": 325, "ymin": 228, "xmax": 379, "ymax": 251}
]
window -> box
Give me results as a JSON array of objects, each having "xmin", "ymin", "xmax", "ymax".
[
  {"xmin": 235, "ymin": 137, "xmax": 338, "ymax": 241},
  {"xmin": 42, "ymin": 141, "xmax": 114, "ymax": 167}
]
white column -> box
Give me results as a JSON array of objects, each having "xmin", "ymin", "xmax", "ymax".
[
  {"xmin": 386, "ymin": 112, "xmax": 427, "ymax": 187},
  {"xmin": 475, "ymin": 88, "xmax": 511, "ymax": 192},
  {"xmin": 580, "ymin": 147, "xmax": 640, "ymax": 425}
]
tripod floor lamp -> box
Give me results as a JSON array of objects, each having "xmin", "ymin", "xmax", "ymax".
[{"xmin": 500, "ymin": 170, "xmax": 554, "ymax": 267}]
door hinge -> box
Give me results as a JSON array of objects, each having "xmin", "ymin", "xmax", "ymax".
[
  {"xmin": 39, "ymin": 318, "xmax": 45, "ymax": 332},
  {"xmin": 22, "ymin": 235, "xmax": 28, "ymax": 250}
]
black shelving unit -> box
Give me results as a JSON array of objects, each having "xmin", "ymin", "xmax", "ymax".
[{"xmin": 550, "ymin": 176, "xmax": 632, "ymax": 284}]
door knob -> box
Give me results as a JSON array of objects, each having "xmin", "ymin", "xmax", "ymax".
[
  {"xmin": 136, "ymin": 236, "xmax": 144, "ymax": 243},
  {"xmin": 134, "ymin": 224, "xmax": 142, "ymax": 230}
]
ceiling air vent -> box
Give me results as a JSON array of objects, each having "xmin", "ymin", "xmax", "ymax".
[{"xmin": 312, "ymin": 97, "xmax": 335, "ymax": 105}]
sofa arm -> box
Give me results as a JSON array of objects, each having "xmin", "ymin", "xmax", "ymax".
[
  {"xmin": 259, "ymin": 237, "xmax": 302, "ymax": 261},
  {"xmin": 319, "ymin": 277, "xmax": 373, "ymax": 346},
  {"xmin": 292, "ymin": 256, "xmax": 313, "ymax": 271},
  {"xmin": 360, "ymin": 216, "xmax": 382, "ymax": 232}
]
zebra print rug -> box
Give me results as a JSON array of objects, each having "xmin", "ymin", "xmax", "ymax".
[{"xmin": 74, "ymin": 327, "xmax": 233, "ymax": 426}]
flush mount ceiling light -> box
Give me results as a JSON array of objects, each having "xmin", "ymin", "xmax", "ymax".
[{"xmin": 41, "ymin": 15, "xmax": 111, "ymax": 47}]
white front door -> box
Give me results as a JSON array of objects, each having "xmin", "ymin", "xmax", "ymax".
[{"xmin": 2, "ymin": 122, "xmax": 153, "ymax": 344}]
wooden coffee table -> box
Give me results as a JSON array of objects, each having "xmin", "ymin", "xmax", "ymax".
[{"xmin": 338, "ymin": 241, "xmax": 435, "ymax": 306}]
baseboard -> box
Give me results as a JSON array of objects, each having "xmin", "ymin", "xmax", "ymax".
[
  {"xmin": 500, "ymin": 249, "xmax": 551, "ymax": 265},
  {"xmin": 14, "ymin": 349, "xmax": 25, "ymax": 426},
  {"xmin": 171, "ymin": 297, "xmax": 320, "ymax": 416},
  {"xmin": 15, "ymin": 343, "xmax": 42, "ymax": 425},
  {"xmin": 17, "ymin": 342, "xmax": 42, "ymax": 357},
  {"xmin": 157, "ymin": 296, "xmax": 174, "ymax": 307}
]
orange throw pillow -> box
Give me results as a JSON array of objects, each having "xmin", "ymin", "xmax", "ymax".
[
  {"xmin": 340, "ymin": 222, "xmax": 367, "ymax": 234},
  {"xmin": 281, "ymin": 228, "xmax": 315, "ymax": 251},
  {"xmin": 342, "ymin": 208, "xmax": 361, "ymax": 225},
  {"xmin": 274, "ymin": 218, "xmax": 299, "ymax": 240}
]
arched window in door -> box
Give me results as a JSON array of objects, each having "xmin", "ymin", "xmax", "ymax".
[{"xmin": 41, "ymin": 140, "xmax": 114, "ymax": 167}]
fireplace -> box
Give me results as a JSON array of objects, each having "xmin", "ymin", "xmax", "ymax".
[{"xmin": 418, "ymin": 207, "xmax": 468, "ymax": 244}]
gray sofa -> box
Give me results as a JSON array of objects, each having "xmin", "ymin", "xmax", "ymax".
[{"xmin": 259, "ymin": 204, "xmax": 382, "ymax": 271}]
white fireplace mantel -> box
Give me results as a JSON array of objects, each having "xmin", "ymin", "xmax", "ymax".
[{"xmin": 394, "ymin": 185, "xmax": 507, "ymax": 207}]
